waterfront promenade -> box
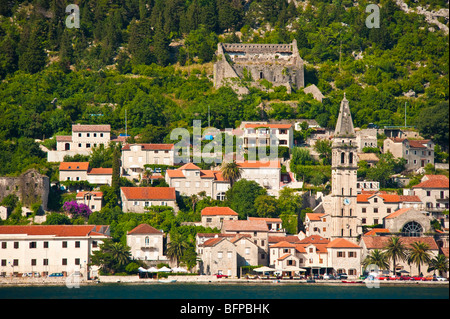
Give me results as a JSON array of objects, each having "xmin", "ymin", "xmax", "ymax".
[{"xmin": 0, "ymin": 275, "xmax": 448, "ymax": 286}]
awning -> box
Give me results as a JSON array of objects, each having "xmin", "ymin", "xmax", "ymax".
[
  {"xmin": 253, "ymin": 266, "xmax": 276, "ymax": 272},
  {"xmin": 158, "ymin": 266, "xmax": 172, "ymax": 272}
]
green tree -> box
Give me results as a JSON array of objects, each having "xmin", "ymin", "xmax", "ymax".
[
  {"xmin": 383, "ymin": 236, "xmax": 407, "ymax": 276},
  {"xmin": 166, "ymin": 231, "xmax": 190, "ymax": 267},
  {"xmin": 314, "ymin": 139, "xmax": 332, "ymax": 165},
  {"xmin": 254, "ymin": 195, "xmax": 278, "ymax": 218},
  {"xmin": 90, "ymin": 239, "xmax": 131, "ymax": 275},
  {"xmin": 220, "ymin": 160, "xmax": 242, "ymax": 188},
  {"xmin": 427, "ymin": 254, "xmax": 449, "ymax": 277},
  {"xmin": 407, "ymin": 241, "xmax": 432, "ymax": 276},
  {"xmin": 18, "ymin": 28, "xmax": 46, "ymax": 74},
  {"xmin": 362, "ymin": 249, "xmax": 390, "ymax": 270},
  {"xmin": 225, "ymin": 179, "xmax": 266, "ymax": 219}
]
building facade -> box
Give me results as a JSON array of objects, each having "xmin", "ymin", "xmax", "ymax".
[
  {"xmin": 126, "ymin": 224, "xmax": 167, "ymax": 262},
  {"xmin": 120, "ymin": 187, "xmax": 177, "ymax": 213},
  {"xmin": 201, "ymin": 207, "xmax": 239, "ymax": 230},
  {"xmin": 0, "ymin": 225, "xmax": 109, "ymax": 278},
  {"xmin": 383, "ymin": 138, "xmax": 434, "ymax": 171}
]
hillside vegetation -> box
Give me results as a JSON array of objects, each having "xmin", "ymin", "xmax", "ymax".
[{"xmin": 0, "ymin": 0, "xmax": 448, "ymax": 176}]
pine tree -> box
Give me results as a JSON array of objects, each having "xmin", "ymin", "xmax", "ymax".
[
  {"xmin": 152, "ymin": 17, "xmax": 170, "ymax": 66},
  {"xmin": 18, "ymin": 28, "xmax": 46, "ymax": 74}
]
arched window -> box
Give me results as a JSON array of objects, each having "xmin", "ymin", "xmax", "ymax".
[
  {"xmin": 65, "ymin": 143, "xmax": 70, "ymax": 151},
  {"xmin": 145, "ymin": 236, "xmax": 150, "ymax": 245},
  {"xmin": 341, "ymin": 152, "xmax": 345, "ymax": 164},
  {"xmin": 349, "ymin": 152, "xmax": 353, "ymax": 164},
  {"xmin": 402, "ymin": 222, "xmax": 423, "ymax": 237}
]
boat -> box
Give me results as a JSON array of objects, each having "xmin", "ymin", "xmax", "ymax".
[
  {"xmin": 341, "ymin": 280, "xmax": 363, "ymax": 284},
  {"xmin": 158, "ymin": 279, "xmax": 177, "ymax": 283}
]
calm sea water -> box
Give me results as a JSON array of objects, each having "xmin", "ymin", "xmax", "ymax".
[{"xmin": 0, "ymin": 283, "xmax": 448, "ymax": 299}]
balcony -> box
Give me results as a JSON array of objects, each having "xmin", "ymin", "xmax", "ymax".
[{"xmin": 435, "ymin": 195, "xmax": 449, "ymax": 201}]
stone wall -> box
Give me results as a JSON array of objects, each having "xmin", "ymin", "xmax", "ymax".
[{"xmin": 0, "ymin": 169, "xmax": 49, "ymax": 210}]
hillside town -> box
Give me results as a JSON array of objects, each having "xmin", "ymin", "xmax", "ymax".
[{"xmin": 0, "ymin": 94, "xmax": 448, "ymax": 284}]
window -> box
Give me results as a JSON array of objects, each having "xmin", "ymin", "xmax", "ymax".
[
  {"xmin": 402, "ymin": 221, "xmax": 423, "ymax": 237},
  {"xmin": 75, "ymin": 258, "xmax": 80, "ymax": 265},
  {"xmin": 426, "ymin": 191, "xmax": 431, "ymax": 197},
  {"xmin": 341, "ymin": 152, "xmax": 345, "ymax": 164},
  {"xmin": 31, "ymin": 259, "xmax": 37, "ymax": 266},
  {"xmin": 374, "ymin": 198, "xmax": 378, "ymax": 203},
  {"xmin": 387, "ymin": 208, "xmax": 391, "ymax": 214},
  {"xmin": 133, "ymin": 201, "xmax": 139, "ymax": 206},
  {"xmin": 1, "ymin": 260, "xmax": 6, "ymax": 266},
  {"xmin": 1, "ymin": 242, "xmax": 6, "ymax": 249},
  {"xmin": 62, "ymin": 258, "xmax": 67, "ymax": 265},
  {"xmin": 100, "ymin": 133, "xmax": 103, "ymax": 137},
  {"xmin": 337, "ymin": 252, "xmax": 345, "ymax": 257},
  {"xmin": 349, "ymin": 152, "xmax": 353, "ymax": 164},
  {"xmin": 29, "ymin": 242, "xmax": 37, "ymax": 249},
  {"xmin": 227, "ymin": 251, "xmax": 232, "ymax": 259},
  {"xmin": 362, "ymin": 208, "xmax": 366, "ymax": 213},
  {"xmin": 374, "ymin": 208, "xmax": 378, "ymax": 214},
  {"xmin": 374, "ymin": 218, "xmax": 379, "ymax": 224},
  {"xmin": 362, "ymin": 218, "xmax": 366, "ymax": 224},
  {"xmin": 43, "ymin": 259, "xmax": 48, "ymax": 266},
  {"xmin": 62, "ymin": 241, "xmax": 68, "ymax": 248},
  {"xmin": 13, "ymin": 259, "xmax": 18, "ymax": 266},
  {"xmin": 87, "ymin": 133, "xmax": 90, "ymax": 137},
  {"xmin": 218, "ymin": 251, "xmax": 223, "ymax": 259},
  {"xmin": 75, "ymin": 241, "xmax": 80, "ymax": 248},
  {"xmin": 14, "ymin": 242, "xmax": 19, "ymax": 249},
  {"xmin": 92, "ymin": 241, "xmax": 98, "ymax": 248},
  {"xmin": 78, "ymin": 133, "xmax": 82, "ymax": 137},
  {"xmin": 245, "ymin": 248, "xmax": 250, "ymax": 255},
  {"xmin": 206, "ymin": 218, "xmax": 212, "ymax": 223}
]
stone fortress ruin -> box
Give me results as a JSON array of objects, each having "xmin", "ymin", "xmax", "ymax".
[{"xmin": 213, "ymin": 39, "xmax": 305, "ymax": 95}]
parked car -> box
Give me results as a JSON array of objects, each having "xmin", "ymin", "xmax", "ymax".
[
  {"xmin": 400, "ymin": 275, "xmax": 413, "ymax": 281},
  {"xmin": 412, "ymin": 276, "xmax": 424, "ymax": 281},
  {"xmin": 389, "ymin": 275, "xmax": 401, "ymax": 280},
  {"xmin": 435, "ymin": 276, "xmax": 448, "ymax": 282},
  {"xmin": 323, "ymin": 274, "xmax": 336, "ymax": 280},
  {"xmin": 48, "ymin": 272, "xmax": 64, "ymax": 277},
  {"xmin": 336, "ymin": 273, "xmax": 348, "ymax": 280},
  {"xmin": 215, "ymin": 274, "xmax": 228, "ymax": 279}
]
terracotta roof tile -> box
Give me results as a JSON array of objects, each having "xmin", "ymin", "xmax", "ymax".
[
  {"xmin": 364, "ymin": 228, "xmax": 390, "ymax": 236},
  {"xmin": 269, "ymin": 236, "xmax": 301, "ymax": 244},
  {"xmin": 385, "ymin": 207, "xmax": 413, "ymax": 219},
  {"xmin": 327, "ymin": 238, "xmax": 361, "ymax": 248},
  {"xmin": 88, "ymin": 168, "xmax": 113, "ymax": 175},
  {"xmin": 120, "ymin": 187, "xmax": 176, "ymax": 201},
  {"xmin": 244, "ymin": 123, "xmax": 292, "ymax": 129},
  {"xmin": 0, "ymin": 225, "xmax": 109, "ymax": 237},
  {"xmin": 362, "ymin": 236, "xmax": 439, "ymax": 250},
  {"xmin": 248, "ymin": 217, "xmax": 282, "ymax": 223},
  {"xmin": 306, "ymin": 213, "xmax": 325, "ymax": 221},
  {"xmin": 127, "ymin": 224, "xmax": 163, "ymax": 235},
  {"xmin": 298, "ymin": 235, "xmax": 329, "ymax": 245},
  {"xmin": 237, "ymin": 160, "xmax": 281, "ymax": 169},
  {"xmin": 412, "ymin": 175, "xmax": 449, "ymax": 189},
  {"xmin": 76, "ymin": 191, "xmax": 103, "ymax": 198},
  {"xmin": 201, "ymin": 207, "xmax": 238, "ymax": 216},
  {"xmin": 72, "ymin": 124, "xmax": 110, "ymax": 132},
  {"xmin": 59, "ymin": 162, "xmax": 90, "ymax": 171},
  {"xmin": 222, "ymin": 220, "xmax": 269, "ymax": 232}
]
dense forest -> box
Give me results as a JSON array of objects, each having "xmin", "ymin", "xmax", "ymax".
[{"xmin": 0, "ymin": 0, "xmax": 449, "ymax": 177}]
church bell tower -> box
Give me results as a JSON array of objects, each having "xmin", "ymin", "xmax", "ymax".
[{"xmin": 330, "ymin": 94, "xmax": 360, "ymax": 242}]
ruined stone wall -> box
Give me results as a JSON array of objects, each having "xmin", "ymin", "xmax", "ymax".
[{"xmin": 0, "ymin": 169, "xmax": 49, "ymax": 210}]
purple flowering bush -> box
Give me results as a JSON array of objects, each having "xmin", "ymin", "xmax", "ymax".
[{"xmin": 63, "ymin": 200, "xmax": 92, "ymax": 219}]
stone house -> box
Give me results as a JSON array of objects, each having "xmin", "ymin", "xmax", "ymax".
[
  {"xmin": 0, "ymin": 169, "xmax": 49, "ymax": 211},
  {"xmin": 412, "ymin": 175, "xmax": 449, "ymax": 212},
  {"xmin": 121, "ymin": 143, "xmax": 175, "ymax": 179},
  {"xmin": 48, "ymin": 124, "xmax": 111, "ymax": 162},
  {"xmin": 304, "ymin": 213, "xmax": 330, "ymax": 238},
  {"xmin": 120, "ymin": 187, "xmax": 177, "ymax": 213},
  {"xmin": 360, "ymin": 236, "xmax": 440, "ymax": 276},
  {"xmin": 248, "ymin": 217, "xmax": 285, "ymax": 236},
  {"xmin": 222, "ymin": 219, "xmax": 269, "ymax": 266},
  {"xmin": 126, "ymin": 224, "xmax": 167, "ymax": 263},
  {"xmin": 59, "ymin": 162, "xmax": 112, "ymax": 186},
  {"xmin": 201, "ymin": 207, "xmax": 239, "ymax": 230},
  {"xmin": 383, "ymin": 137, "xmax": 434, "ymax": 171},
  {"xmin": 238, "ymin": 160, "xmax": 282, "ymax": 195},
  {"xmin": 326, "ymin": 238, "xmax": 362, "ymax": 277},
  {"xmin": 355, "ymin": 128, "xmax": 378, "ymax": 152},
  {"xmin": 76, "ymin": 191, "xmax": 103, "ymax": 212},
  {"xmin": 165, "ymin": 163, "xmax": 230, "ymax": 200},
  {"xmin": 241, "ymin": 122, "xmax": 294, "ymax": 150},
  {"xmin": 197, "ymin": 234, "xmax": 259, "ymax": 277}
]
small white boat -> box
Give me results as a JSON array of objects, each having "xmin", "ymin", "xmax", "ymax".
[{"xmin": 158, "ymin": 279, "xmax": 177, "ymax": 283}]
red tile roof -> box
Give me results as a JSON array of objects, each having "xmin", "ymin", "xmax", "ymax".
[
  {"xmin": 385, "ymin": 207, "xmax": 413, "ymax": 219},
  {"xmin": 248, "ymin": 217, "xmax": 282, "ymax": 223},
  {"xmin": 179, "ymin": 163, "xmax": 201, "ymax": 170},
  {"xmin": 244, "ymin": 123, "xmax": 292, "ymax": 129},
  {"xmin": 362, "ymin": 236, "xmax": 439, "ymax": 250},
  {"xmin": 237, "ymin": 160, "xmax": 281, "ymax": 169},
  {"xmin": 56, "ymin": 135, "xmax": 72, "ymax": 142},
  {"xmin": 72, "ymin": 124, "xmax": 110, "ymax": 132},
  {"xmin": 270, "ymin": 241, "xmax": 296, "ymax": 248},
  {"xmin": 120, "ymin": 187, "xmax": 176, "ymax": 200},
  {"xmin": 201, "ymin": 207, "xmax": 238, "ymax": 216},
  {"xmin": 412, "ymin": 175, "xmax": 449, "ymax": 189},
  {"xmin": 298, "ymin": 235, "xmax": 330, "ymax": 245},
  {"xmin": 364, "ymin": 228, "xmax": 390, "ymax": 236},
  {"xmin": 76, "ymin": 191, "xmax": 103, "ymax": 198},
  {"xmin": 306, "ymin": 213, "xmax": 325, "ymax": 221},
  {"xmin": 59, "ymin": 162, "xmax": 90, "ymax": 171},
  {"xmin": 88, "ymin": 168, "xmax": 113, "ymax": 175},
  {"xmin": 269, "ymin": 236, "xmax": 301, "ymax": 244},
  {"xmin": 0, "ymin": 225, "xmax": 109, "ymax": 237},
  {"xmin": 327, "ymin": 238, "xmax": 361, "ymax": 248},
  {"xmin": 127, "ymin": 223, "xmax": 163, "ymax": 235},
  {"xmin": 222, "ymin": 220, "xmax": 269, "ymax": 232}
]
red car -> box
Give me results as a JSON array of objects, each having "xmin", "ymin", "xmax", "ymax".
[
  {"xmin": 389, "ymin": 275, "xmax": 401, "ymax": 280},
  {"xmin": 216, "ymin": 274, "xmax": 228, "ymax": 278},
  {"xmin": 377, "ymin": 275, "xmax": 389, "ymax": 280},
  {"xmin": 400, "ymin": 275, "xmax": 413, "ymax": 280},
  {"xmin": 412, "ymin": 276, "xmax": 425, "ymax": 281}
]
